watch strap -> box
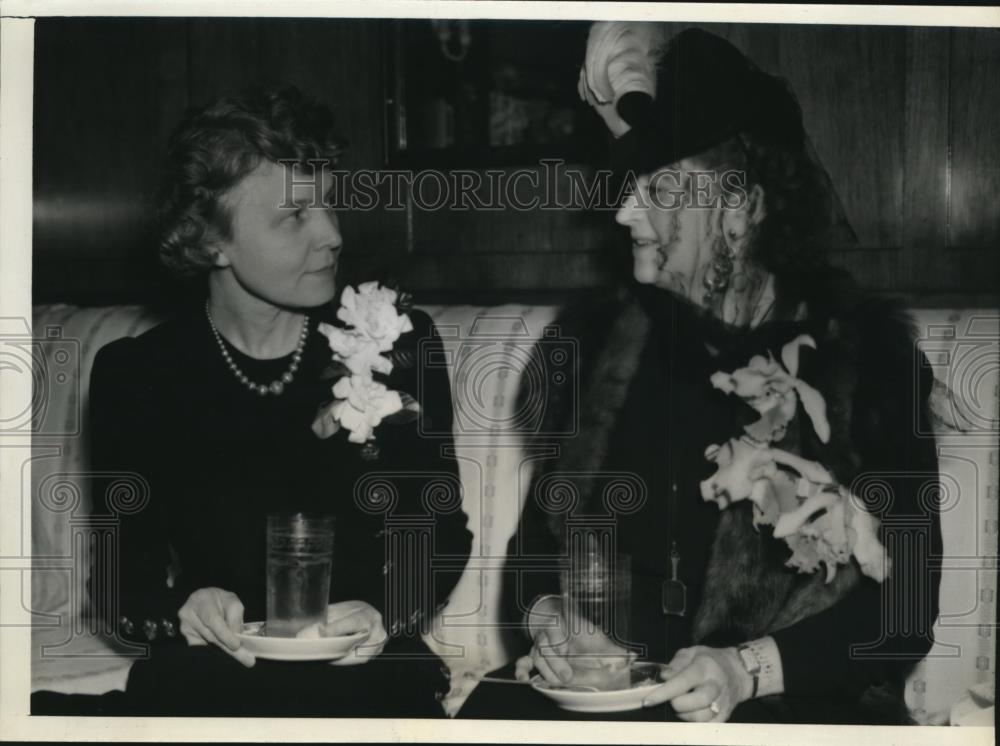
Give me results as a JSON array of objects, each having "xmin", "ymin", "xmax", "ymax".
[
  {"xmin": 739, "ymin": 637, "xmax": 784, "ymax": 699},
  {"xmin": 737, "ymin": 644, "xmax": 761, "ymax": 698}
]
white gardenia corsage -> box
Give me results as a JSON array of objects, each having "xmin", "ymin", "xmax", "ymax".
[
  {"xmin": 337, "ymin": 282, "xmax": 414, "ymax": 352},
  {"xmin": 312, "ymin": 282, "xmax": 420, "ymax": 459},
  {"xmin": 700, "ymin": 334, "xmax": 891, "ymax": 584}
]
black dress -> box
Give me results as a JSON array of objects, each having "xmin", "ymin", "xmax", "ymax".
[
  {"xmin": 33, "ymin": 302, "xmax": 472, "ymax": 717},
  {"xmin": 459, "ymin": 277, "xmax": 941, "ymax": 724}
]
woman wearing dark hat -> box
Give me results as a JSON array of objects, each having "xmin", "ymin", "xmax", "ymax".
[{"xmin": 458, "ymin": 24, "xmax": 941, "ymax": 724}]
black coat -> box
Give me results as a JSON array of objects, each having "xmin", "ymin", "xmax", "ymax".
[
  {"xmin": 88, "ymin": 303, "xmax": 472, "ymax": 652},
  {"xmin": 500, "ymin": 274, "xmax": 941, "ymax": 715}
]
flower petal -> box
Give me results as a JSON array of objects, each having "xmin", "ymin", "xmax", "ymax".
[
  {"xmin": 794, "ymin": 380, "xmax": 831, "ymax": 444},
  {"xmin": 780, "ymin": 334, "xmax": 817, "ymax": 377}
]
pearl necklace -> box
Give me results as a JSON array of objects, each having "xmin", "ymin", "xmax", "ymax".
[{"xmin": 205, "ymin": 301, "xmax": 309, "ymax": 396}]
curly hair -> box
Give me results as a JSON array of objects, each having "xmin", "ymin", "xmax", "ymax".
[
  {"xmin": 157, "ymin": 86, "xmax": 344, "ymax": 277},
  {"xmin": 686, "ymin": 133, "xmax": 841, "ymax": 294},
  {"xmin": 738, "ymin": 134, "xmax": 839, "ymax": 286}
]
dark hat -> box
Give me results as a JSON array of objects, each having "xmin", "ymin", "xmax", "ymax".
[{"xmin": 612, "ymin": 28, "xmax": 805, "ymax": 173}]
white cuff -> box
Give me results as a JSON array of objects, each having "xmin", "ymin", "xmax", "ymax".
[{"xmin": 745, "ymin": 636, "xmax": 784, "ymax": 698}]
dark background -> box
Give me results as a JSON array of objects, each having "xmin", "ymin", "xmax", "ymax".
[{"xmin": 32, "ymin": 18, "xmax": 1000, "ymax": 307}]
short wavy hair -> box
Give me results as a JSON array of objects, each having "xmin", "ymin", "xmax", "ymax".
[{"xmin": 157, "ymin": 87, "xmax": 344, "ymax": 277}]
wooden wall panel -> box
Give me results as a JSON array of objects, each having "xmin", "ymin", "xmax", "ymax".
[
  {"xmin": 948, "ymin": 28, "xmax": 1000, "ymax": 255},
  {"xmin": 30, "ymin": 20, "xmax": 1000, "ymax": 305},
  {"xmin": 33, "ymin": 19, "xmax": 398, "ymax": 301},
  {"xmin": 33, "ymin": 19, "xmax": 189, "ymax": 300},
  {"xmin": 410, "ymin": 168, "xmax": 520, "ymax": 256},
  {"xmin": 901, "ymin": 27, "xmax": 951, "ymax": 292},
  {"xmin": 779, "ymin": 26, "xmax": 906, "ymax": 253},
  {"xmin": 186, "ymin": 20, "xmax": 272, "ymax": 101},
  {"xmin": 406, "ymin": 160, "xmax": 620, "ymax": 293}
]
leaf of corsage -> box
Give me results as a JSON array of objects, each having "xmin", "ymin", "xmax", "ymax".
[
  {"xmin": 396, "ymin": 291, "xmax": 414, "ymax": 312},
  {"xmin": 380, "ymin": 393, "xmax": 422, "ymax": 425},
  {"xmin": 320, "ymin": 360, "xmax": 351, "ymax": 381},
  {"xmin": 311, "ymin": 400, "xmax": 343, "ymax": 439},
  {"xmin": 387, "ymin": 348, "xmax": 417, "ymax": 370},
  {"xmin": 784, "ymin": 533, "xmax": 822, "ymax": 574}
]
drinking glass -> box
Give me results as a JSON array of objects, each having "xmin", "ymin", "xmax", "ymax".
[
  {"xmin": 559, "ymin": 545, "xmax": 634, "ymax": 689},
  {"xmin": 266, "ymin": 513, "xmax": 334, "ymax": 638}
]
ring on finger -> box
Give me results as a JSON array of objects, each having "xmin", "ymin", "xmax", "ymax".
[{"xmin": 709, "ymin": 700, "xmax": 722, "ymax": 716}]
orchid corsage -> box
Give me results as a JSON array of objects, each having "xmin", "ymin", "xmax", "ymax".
[
  {"xmin": 311, "ymin": 282, "xmax": 421, "ymax": 460},
  {"xmin": 700, "ymin": 335, "xmax": 890, "ymax": 584}
]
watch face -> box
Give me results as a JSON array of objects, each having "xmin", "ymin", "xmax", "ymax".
[{"xmin": 738, "ymin": 646, "xmax": 762, "ymax": 675}]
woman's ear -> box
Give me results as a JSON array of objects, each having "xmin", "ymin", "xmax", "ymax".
[
  {"xmin": 207, "ymin": 243, "xmax": 231, "ymax": 269},
  {"xmin": 721, "ymin": 184, "xmax": 766, "ymax": 253}
]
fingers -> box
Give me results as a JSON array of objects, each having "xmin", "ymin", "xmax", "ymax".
[
  {"xmin": 514, "ymin": 655, "xmax": 534, "ymax": 682},
  {"xmin": 179, "ymin": 589, "xmax": 237, "ymax": 649},
  {"xmin": 355, "ymin": 613, "xmax": 388, "ymax": 659},
  {"xmin": 670, "ymin": 681, "xmax": 720, "ymax": 714},
  {"xmin": 536, "ymin": 630, "xmax": 573, "ymax": 683},
  {"xmin": 222, "ymin": 595, "xmax": 245, "ymax": 635},
  {"xmin": 642, "ymin": 667, "xmax": 701, "ymax": 707},
  {"xmin": 179, "ymin": 609, "xmax": 256, "ymax": 668},
  {"xmin": 204, "ymin": 605, "xmax": 240, "ymax": 651},
  {"xmin": 179, "ymin": 608, "xmax": 221, "ymax": 647},
  {"xmin": 178, "ymin": 588, "xmax": 255, "ymax": 667},
  {"xmin": 642, "ymin": 682, "xmax": 675, "ymax": 707},
  {"xmin": 321, "ymin": 609, "xmax": 367, "ymax": 637},
  {"xmin": 678, "ymin": 705, "xmax": 722, "ymax": 723},
  {"xmin": 642, "ymin": 649, "xmax": 703, "ymax": 707},
  {"xmin": 329, "ymin": 606, "xmax": 387, "ymax": 667},
  {"xmin": 666, "ymin": 645, "xmax": 699, "ymax": 672},
  {"xmin": 641, "ymin": 647, "xmax": 736, "ymax": 722},
  {"xmin": 228, "ymin": 645, "xmax": 257, "ymax": 668},
  {"xmin": 532, "ymin": 647, "xmax": 565, "ymax": 685},
  {"xmin": 179, "ymin": 619, "xmax": 208, "ymax": 646}
]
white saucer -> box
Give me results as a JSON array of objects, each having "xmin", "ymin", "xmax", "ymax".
[
  {"xmin": 530, "ymin": 662, "xmax": 670, "ymax": 713},
  {"xmin": 237, "ymin": 622, "xmax": 368, "ymax": 662}
]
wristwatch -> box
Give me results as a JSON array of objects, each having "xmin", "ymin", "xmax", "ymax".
[{"xmin": 736, "ymin": 643, "xmax": 762, "ymax": 699}]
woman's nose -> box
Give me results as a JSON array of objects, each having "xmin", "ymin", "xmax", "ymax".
[
  {"xmin": 315, "ymin": 208, "xmax": 343, "ymax": 251},
  {"xmin": 615, "ymin": 194, "xmax": 641, "ymax": 226}
]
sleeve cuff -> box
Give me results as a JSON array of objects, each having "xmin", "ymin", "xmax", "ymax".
[{"xmin": 744, "ymin": 636, "xmax": 784, "ymax": 698}]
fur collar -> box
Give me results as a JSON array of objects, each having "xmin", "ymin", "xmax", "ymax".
[{"xmin": 530, "ymin": 279, "xmax": 923, "ymax": 645}]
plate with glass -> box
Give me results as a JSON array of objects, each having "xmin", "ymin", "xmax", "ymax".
[{"xmin": 240, "ymin": 513, "xmax": 367, "ymax": 662}]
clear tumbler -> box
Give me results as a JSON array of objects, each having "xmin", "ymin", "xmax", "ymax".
[{"xmin": 265, "ymin": 513, "xmax": 334, "ymax": 638}]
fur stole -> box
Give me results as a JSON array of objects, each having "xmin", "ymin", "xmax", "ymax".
[{"xmin": 527, "ymin": 280, "xmax": 927, "ymax": 650}]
